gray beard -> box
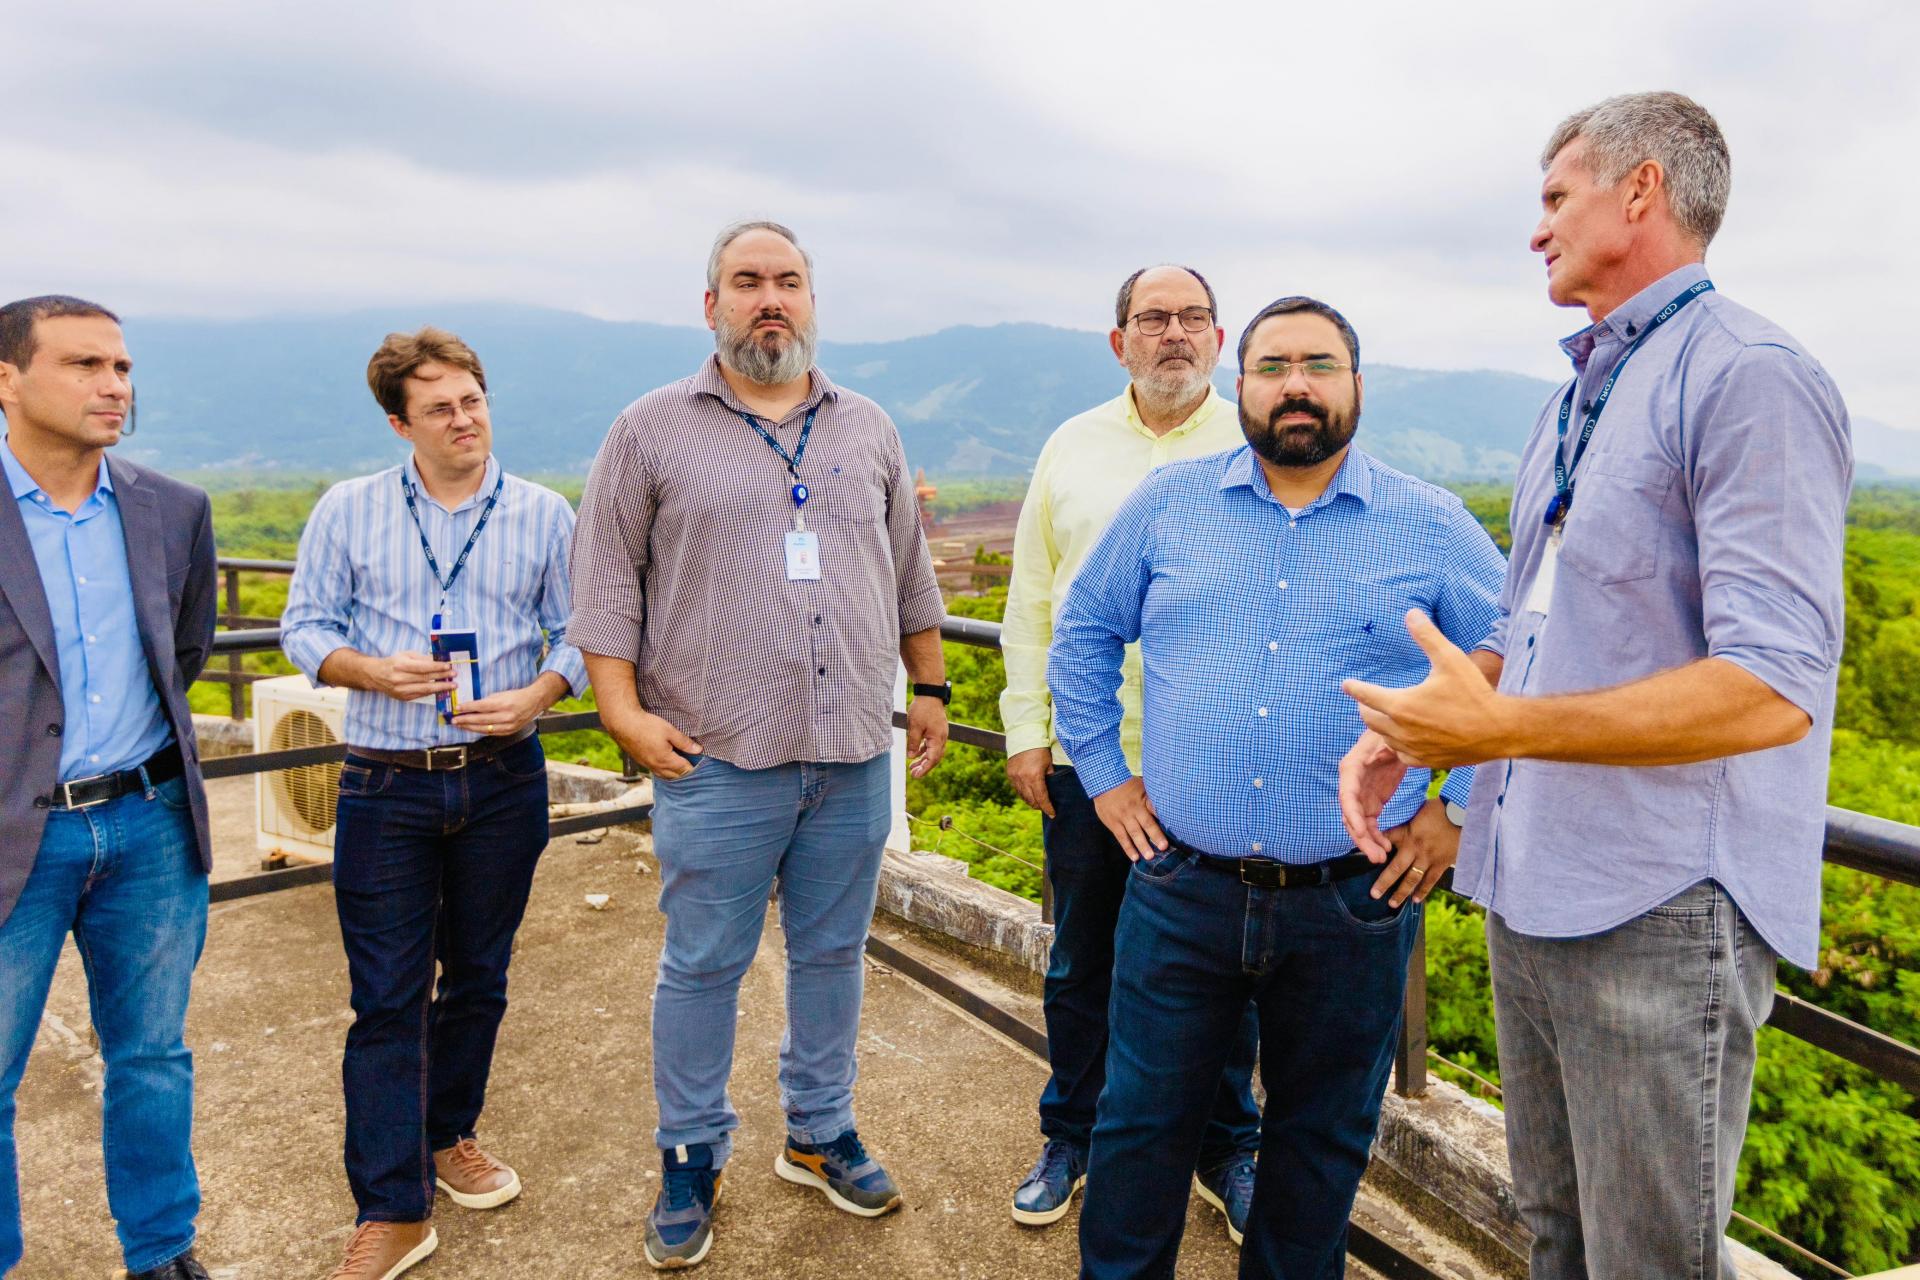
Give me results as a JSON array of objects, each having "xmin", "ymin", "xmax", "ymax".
[{"xmin": 717, "ymin": 312, "xmax": 818, "ymax": 386}]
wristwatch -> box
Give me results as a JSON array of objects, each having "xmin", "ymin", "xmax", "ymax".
[
  {"xmin": 910, "ymin": 681, "xmax": 953, "ymax": 705},
  {"xmin": 1443, "ymin": 800, "xmax": 1468, "ymax": 827}
]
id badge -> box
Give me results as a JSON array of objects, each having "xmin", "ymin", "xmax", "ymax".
[
  {"xmin": 429, "ymin": 625, "xmax": 483, "ymax": 724},
  {"xmin": 1524, "ymin": 527, "xmax": 1562, "ymax": 617},
  {"xmin": 784, "ymin": 530, "xmax": 821, "ymax": 581}
]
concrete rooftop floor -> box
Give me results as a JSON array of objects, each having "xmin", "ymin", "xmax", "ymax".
[{"xmin": 14, "ymin": 777, "xmax": 1309, "ymax": 1280}]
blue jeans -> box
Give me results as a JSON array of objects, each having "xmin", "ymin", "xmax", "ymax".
[
  {"xmin": 1489, "ymin": 881, "xmax": 1776, "ymax": 1280},
  {"xmin": 647, "ymin": 753, "xmax": 892, "ymax": 1165},
  {"xmin": 1078, "ymin": 844, "xmax": 1418, "ymax": 1280},
  {"xmin": 332, "ymin": 737, "xmax": 549, "ymax": 1221},
  {"xmin": 1039, "ymin": 768, "xmax": 1260, "ymax": 1166},
  {"xmin": 0, "ymin": 777, "xmax": 206, "ymax": 1276}
]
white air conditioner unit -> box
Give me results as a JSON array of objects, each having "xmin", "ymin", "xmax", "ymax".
[{"xmin": 254, "ymin": 674, "xmax": 350, "ymax": 865}]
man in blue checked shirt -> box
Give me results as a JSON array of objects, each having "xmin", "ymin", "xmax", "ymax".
[
  {"xmin": 1050, "ymin": 296, "xmax": 1506, "ymax": 1280},
  {"xmin": 281, "ymin": 327, "xmax": 586, "ymax": 1280}
]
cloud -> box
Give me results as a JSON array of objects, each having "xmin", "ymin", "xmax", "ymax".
[{"xmin": 2, "ymin": 0, "xmax": 1915, "ymax": 427}]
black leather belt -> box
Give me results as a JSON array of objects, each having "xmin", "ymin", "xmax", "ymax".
[
  {"xmin": 1169, "ymin": 836, "xmax": 1376, "ymax": 889},
  {"xmin": 348, "ymin": 726, "xmax": 535, "ymax": 773},
  {"xmin": 39, "ymin": 742, "xmax": 185, "ymax": 811}
]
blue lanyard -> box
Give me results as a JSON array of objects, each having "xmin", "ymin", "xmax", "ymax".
[
  {"xmin": 400, "ymin": 469, "xmax": 504, "ymax": 610},
  {"xmin": 736, "ymin": 406, "xmax": 818, "ymax": 510},
  {"xmin": 1545, "ymin": 278, "xmax": 1714, "ymax": 526}
]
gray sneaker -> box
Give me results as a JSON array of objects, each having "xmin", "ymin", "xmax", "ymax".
[{"xmin": 645, "ymin": 1143, "xmax": 723, "ymax": 1269}]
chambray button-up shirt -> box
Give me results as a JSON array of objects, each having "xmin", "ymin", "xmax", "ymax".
[
  {"xmin": 2, "ymin": 436, "xmax": 172, "ymax": 781},
  {"xmin": 1454, "ymin": 264, "xmax": 1852, "ymax": 968},
  {"xmin": 1050, "ymin": 445, "xmax": 1506, "ymax": 862},
  {"xmin": 282, "ymin": 455, "xmax": 587, "ymax": 750}
]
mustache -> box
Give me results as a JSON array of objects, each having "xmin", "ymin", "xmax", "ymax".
[{"xmin": 1268, "ymin": 397, "xmax": 1328, "ymax": 427}]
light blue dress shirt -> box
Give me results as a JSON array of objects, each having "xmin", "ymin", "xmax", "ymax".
[
  {"xmin": 281, "ymin": 455, "xmax": 587, "ymax": 750},
  {"xmin": 1050, "ymin": 445, "xmax": 1506, "ymax": 862},
  {"xmin": 1453, "ymin": 264, "xmax": 1852, "ymax": 969},
  {"xmin": 3, "ymin": 436, "xmax": 173, "ymax": 782}
]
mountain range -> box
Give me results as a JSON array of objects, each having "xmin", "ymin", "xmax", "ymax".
[{"xmin": 117, "ymin": 307, "xmax": 1920, "ymax": 482}]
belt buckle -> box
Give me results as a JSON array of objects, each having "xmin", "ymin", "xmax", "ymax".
[
  {"xmin": 58, "ymin": 775, "xmax": 113, "ymax": 810},
  {"xmin": 426, "ymin": 745, "xmax": 468, "ymax": 771},
  {"xmin": 1239, "ymin": 860, "xmax": 1284, "ymax": 890}
]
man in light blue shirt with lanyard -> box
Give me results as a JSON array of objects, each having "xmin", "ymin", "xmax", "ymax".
[
  {"xmin": 282, "ymin": 327, "xmax": 586, "ymax": 1280},
  {"xmin": 1050, "ymin": 296, "xmax": 1506, "ymax": 1279},
  {"xmin": 1341, "ymin": 93, "xmax": 1851, "ymax": 1278}
]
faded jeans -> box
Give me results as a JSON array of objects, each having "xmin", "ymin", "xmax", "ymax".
[
  {"xmin": 0, "ymin": 778, "xmax": 206, "ymax": 1276},
  {"xmin": 1488, "ymin": 881, "xmax": 1776, "ymax": 1280},
  {"xmin": 647, "ymin": 753, "xmax": 892, "ymax": 1166}
]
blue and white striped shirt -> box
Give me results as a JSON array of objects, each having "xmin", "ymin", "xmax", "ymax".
[
  {"xmin": 1050, "ymin": 445, "xmax": 1506, "ymax": 862},
  {"xmin": 282, "ymin": 456, "xmax": 587, "ymax": 750}
]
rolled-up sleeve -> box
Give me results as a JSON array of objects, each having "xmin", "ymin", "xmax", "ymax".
[
  {"xmin": 1692, "ymin": 346, "xmax": 1851, "ymax": 717},
  {"xmin": 1048, "ymin": 476, "xmax": 1158, "ymax": 799},
  {"xmin": 883, "ymin": 425, "xmax": 946, "ymax": 637},
  {"xmin": 280, "ymin": 487, "xmax": 355, "ymax": 685},
  {"xmin": 535, "ymin": 497, "xmax": 588, "ymax": 695},
  {"xmin": 568, "ymin": 415, "xmax": 655, "ymax": 661},
  {"xmin": 999, "ymin": 440, "xmax": 1061, "ymax": 757}
]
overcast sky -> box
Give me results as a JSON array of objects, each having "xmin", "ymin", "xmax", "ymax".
[{"xmin": 5, "ymin": 0, "xmax": 1916, "ymax": 426}]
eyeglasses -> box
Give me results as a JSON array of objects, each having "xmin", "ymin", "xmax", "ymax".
[
  {"xmin": 1247, "ymin": 359, "xmax": 1351, "ymax": 380},
  {"xmin": 409, "ymin": 393, "xmax": 490, "ymax": 427},
  {"xmin": 1127, "ymin": 307, "xmax": 1215, "ymax": 336}
]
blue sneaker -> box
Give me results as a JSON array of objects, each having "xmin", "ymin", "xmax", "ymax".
[
  {"xmin": 1011, "ymin": 1139, "xmax": 1088, "ymax": 1226},
  {"xmin": 1194, "ymin": 1151, "xmax": 1256, "ymax": 1247},
  {"xmin": 775, "ymin": 1130, "xmax": 903, "ymax": 1217},
  {"xmin": 645, "ymin": 1143, "xmax": 722, "ymax": 1269}
]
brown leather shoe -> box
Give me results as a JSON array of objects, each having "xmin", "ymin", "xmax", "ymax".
[
  {"xmin": 434, "ymin": 1137, "xmax": 523, "ymax": 1209},
  {"xmin": 324, "ymin": 1220, "xmax": 437, "ymax": 1280}
]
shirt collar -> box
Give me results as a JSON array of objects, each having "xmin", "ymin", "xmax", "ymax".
[
  {"xmin": 1124, "ymin": 384, "xmax": 1229, "ymax": 441},
  {"xmin": 1217, "ymin": 443, "xmax": 1373, "ymax": 512},
  {"xmin": 690, "ymin": 354, "xmax": 839, "ymax": 417},
  {"xmin": 403, "ymin": 453, "xmax": 499, "ymax": 514},
  {"xmin": 2, "ymin": 434, "xmax": 113, "ymax": 504},
  {"xmin": 1558, "ymin": 261, "xmax": 1710, "ymax": 368}
]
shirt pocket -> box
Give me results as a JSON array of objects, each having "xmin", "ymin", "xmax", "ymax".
[
  {"xmin": 815, "ymin": 472, "xmax": 887, "ymax": 527},
  {"xmin": 1558, "ymin": 456, "xmax": 1677, "ymax": 586}
]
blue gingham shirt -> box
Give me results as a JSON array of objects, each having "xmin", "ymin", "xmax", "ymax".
[
  {"xmin": 1454, "ymin": 264, "xmax": 1851, "ymax": 968},
  {"xmin": 1050, "ymin": 445, "xmax": 1506, "ymax": 861},
  {"xmin": 282, "ymin": 455, "xmax": 587, "ymax": 749}
]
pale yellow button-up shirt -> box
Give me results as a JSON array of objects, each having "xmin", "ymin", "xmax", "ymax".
[{"xmin": 999, "ymin": 384, "xmax": 1245, "ymax": 769}]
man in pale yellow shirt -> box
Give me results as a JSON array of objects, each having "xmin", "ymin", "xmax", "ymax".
[{"xmin": 1002, "ymin": 265, "xmax": 1260, "ymax": 1243}]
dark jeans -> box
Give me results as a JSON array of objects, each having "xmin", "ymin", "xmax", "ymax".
[
  {"xmin": 1039, "ymin": 768, "xmax": 1260, "ymax": 1167},
  {"xmin": 332, "ymin": 736, "xmax": 549, "ymax": 1222},
  {"xmin": 1078, "ymin": 842, "xmax": 1418, "ymax": 1280}
]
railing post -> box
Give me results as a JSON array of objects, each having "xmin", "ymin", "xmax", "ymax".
[
  {"xmin": 888, "ymin": 665, "xmax": 911, "ymax": 854},
  {"xmin": 1393, "ymin": 910, "xmax": 1429, "ymax": 1097},
  {"xmin": 224, "ymin": 567, "xmax": 244, "ymax": 720}
]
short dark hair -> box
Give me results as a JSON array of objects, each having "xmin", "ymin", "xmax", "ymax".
[
  {"xmin": 366, "ymin": 326, "xmax": 488, "ymax": 419},
  {"xmin": 1236, "ymin": 296, "xmax": 1361, "ymax": 371},
  {"xmin": 1115, "ymin": 265, "xmax": 1218, "ymax": 331},
  {"xmin": 0, "ymin": 295, "xmax": 121, "ymax": 370}
]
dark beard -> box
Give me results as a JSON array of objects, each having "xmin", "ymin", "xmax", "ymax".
[{"xmin": 1239, "ymin": 395, "xmax": 1359, "ymax": 467}]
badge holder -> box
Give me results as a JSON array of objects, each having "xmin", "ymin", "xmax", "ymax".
[
  {"xmin": 785, "ymin": 480, "xmax": 820, "ymax": 581},
  {"xmin": 428, "ymin": 611, "xmax": 483, "ymax": 725}
]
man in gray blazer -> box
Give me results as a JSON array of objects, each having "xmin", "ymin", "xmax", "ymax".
[{"xmin": 0, "ymin": 296, "xmax": 218, "ymax": 1280}]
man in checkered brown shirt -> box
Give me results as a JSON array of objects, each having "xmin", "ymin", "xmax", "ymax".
[{"xmin": 568, "ymin": 220, "xmax": 950, "ymax": 1270}]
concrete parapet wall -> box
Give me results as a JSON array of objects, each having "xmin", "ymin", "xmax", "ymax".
[{"xmin": 876, "ymin": 846, "xmax": 1053, "ymax": 976}]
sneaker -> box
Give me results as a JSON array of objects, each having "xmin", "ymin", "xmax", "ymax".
[
  {"xmin": 774, "ymin": 1130, "xmax": 903, "ymax": 1217},
  {"xmin": 645, "ymin": 1143, "xmax": 723, "ymax": 1270},
  {"xmin": 323, "ymin": 1221, "xmax": 438, "ymax": 1280},
  {"xmin": 1193, "ymin": 1151, "xmax": 1257, "ymax": 1247},
  {"xmin": 434, "ymin": 1137, "xmax": 523, "ymax": 1209},
  {"xmin": 1010, "ymin": 1139, "xmax": 1088, "ymax": 1226}
]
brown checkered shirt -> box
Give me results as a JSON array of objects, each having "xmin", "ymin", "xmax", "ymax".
[{"xmin": 569, "ymin": 357, "xmax": 946, "ymax": 770}]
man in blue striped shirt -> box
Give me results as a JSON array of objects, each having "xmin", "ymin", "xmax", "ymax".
[
  {"xmin": 281, "ymin": 327, "xmax": 585, "ymax": 1280},
  {"xmin": 1050, "ymin": 297, "xmax": 1506, "ymax": 1280}
]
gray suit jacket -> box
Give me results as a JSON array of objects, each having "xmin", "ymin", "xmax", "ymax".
[{"xmin": 0, "ymin": 454, "xmax": 218, "ymax": 927}]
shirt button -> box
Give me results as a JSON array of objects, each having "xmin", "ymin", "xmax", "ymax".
[
  {"xmin": 813, "ymin": 615, "xmax": 822, "ymax": 625},
  {"xmin": 76, "ymin": 576, "xmax": 88, "ymax": 585},
  {"xmin": 1289, "ymin": 519, "xmax": 1298, "ymax": 529},
  {"xmin": 89, "ymin": 754, "xmax": 100, "ymax": 763},
  {"xmin": 1257, "ymin": 707, "xmax": 1268, "ymax": 717},
  {"xmin": 1527, "ymin": 636, "xmax": 1536, "ymax": 648},
  {"xmin": 47, "ymin": 723, "xmax": 62, "ymax": 736},
  {"xmin": 90, "ymin": 694, "xmax": 101, "ymax": 704},
  {"xmin": 1625, "ymin": 323, "xmax": 1638, "ymax": 336},
  {"xmin": 87, "ymin": 635, "xmax": 97, "ymax": 644},
  {"xmin": 1253, "ymin": 778, "xmax": 1264, "ymax": 788},
  {"xmin": 1278, "ymin": 580, "xmax": 1288, "ymax": 590},
  {"xmin": 817, "ymin": 667, "xmax": 826, "ymax": 676},
  {"xmin": 1268, "ymin": 641, "xmax": 1278, "ymax": 652},
  {"xmin": 1251, "ymin": 842, "xmax": 1263, "ymax": 853},
  {"xmin": 1497, "ymin": 795, "xmax": 1505, "ymax": 806}
]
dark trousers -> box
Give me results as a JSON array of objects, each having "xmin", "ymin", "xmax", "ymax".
[
  {"xmin": 1039, "ymin": 767, "xmax": 1260, "ymax": 1167},
  {"xmin": 332, "ymin": 736, "xmax": 549, "ymax": 1222},
  {"xmin": 1077, "ymin": 842, "xmax": 1418, "ymax": 1280}
]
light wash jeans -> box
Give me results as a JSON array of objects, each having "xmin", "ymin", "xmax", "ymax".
[
  {"xmin": 0, "ymin": 777, "xmax": 207, "ymax": 1276},
  {"xmin": 1488, "ymin": 880, "xmax": 1776, "ymax": 1280},
  {"xmin": 647, "ymin": 753, "xmax": 892, "ymax": 1167}
]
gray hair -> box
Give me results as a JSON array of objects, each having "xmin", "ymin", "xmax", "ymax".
[
  {"xmin": 1115, "ymin": 264, "xmax": 1217, "ymax": 331},
  {"xmin": 1541, "ymin": 91, "xmax": 1731, "ymax": 247},
  {"xmin": 706, "ymin": 219, "xmax": 814, "ymax": 293}
]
